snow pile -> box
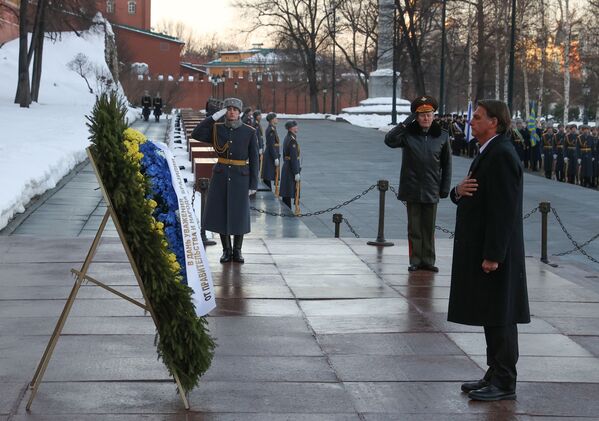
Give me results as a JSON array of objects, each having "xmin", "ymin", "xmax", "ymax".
[{"xmin": 0, "ymin": 24, "xmax": 134, "ymax": 230}]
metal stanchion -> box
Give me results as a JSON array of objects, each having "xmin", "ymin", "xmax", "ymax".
[
  {"xmin": 333, "ymin": 213, "xmax": 343, "ymax": 238},
  {"xmin": 539, "ymin": 201, "xmax": 550, "ymax": 263},
  {"xmin": 198, "ymin": 178, "xmax": 216, "ymax": 246},
  {"xmin": 367, "ymin": 180, "xmax": 394, "ymax": 247}
]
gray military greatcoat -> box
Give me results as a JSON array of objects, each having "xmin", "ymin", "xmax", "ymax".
[
  {"xmin": 262, "ymin": 124, "xmax": 280, "ymax": 181},
  {"xmin": 279, "ymin": 132, "xmax": 300, "ymax": 198},
  {"xmin": 191, "ymin": 118, "xmax": 259, "ymax": 235}
]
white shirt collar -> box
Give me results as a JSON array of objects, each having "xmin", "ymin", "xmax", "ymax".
[{"xmin": 478, "ymin": 133, "xmax": 500, "ymax": 154}]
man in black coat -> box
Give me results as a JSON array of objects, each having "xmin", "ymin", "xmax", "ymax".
[
  {"xmin": 449, "ymin": 99, "xmax": 530, "ymax": 401},
  {"xmin": 262, "ymin": 113, "xmax": 280, "ymax": 190},
  {"xmin": 384, "ymin": 95, "xmax": 452, "ymax": 272},
  {"xmin": 191, "ymin": 98, "xmax": 259, "ymax": 264},
  {"xmin": 280, "ymin": 120, "xmax": 301, "ymax": 209}
]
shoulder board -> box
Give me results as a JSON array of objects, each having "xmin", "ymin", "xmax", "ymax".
[{"xmin": 243, "ymin": 123, "xmax": 256, "ymax": 131}]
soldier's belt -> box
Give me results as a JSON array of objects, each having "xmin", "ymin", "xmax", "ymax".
[
  {"xmin": 274, "ymin": 143, "xmax": 280, "ymax": 147},
  {"xmin": 284, "ymin": 156, "xmax": 291, "ymax": 160},
  {"xmin": 581, "ymin": 148, "xmax": 591, "ymax": 152},
  {"xmin": 217, "ymin": 158, "xmax": 248, "ymax": 166},
  {"xmin": 543, "ymin": 146, "xmax": 553, "ymax": 149},
  {"xmin": 568, "ymin": 147, "xmax": 576, "ymax": 149}
]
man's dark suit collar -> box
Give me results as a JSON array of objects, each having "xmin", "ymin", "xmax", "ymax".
[{"xmin": 469, "ymin": 131, "xmax": 510, "ymax": 174}]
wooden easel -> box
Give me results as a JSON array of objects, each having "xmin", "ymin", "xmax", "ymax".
[{"xmin": 26, "ymin": 148, "xmax": 190, "ymax": 410}]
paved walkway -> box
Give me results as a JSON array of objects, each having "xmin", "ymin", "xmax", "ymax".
[{"xmin": 1, "ymin": 118, "xmax": 598, "ymax": 419}]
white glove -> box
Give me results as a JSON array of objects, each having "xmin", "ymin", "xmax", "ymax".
[
  {"xmin": 577, "ymin": 159, "xmax": 582, "ymax": 164},
  {"xmin": 294, "ymin": 174, "xmax": 301, "ymax": 182},
  {"xmin": 274, "ymin": 158, "xmax": 280, "ymax": 167},
  {"xmin": 565, "ymin": 157, "xmax": 569, "ymax": 163},
  {"xmin": 248, "ymin": 189, "xmax": 256, "ymax": 196},
  {"xmin": 553, "ymin": 154, "xmax": 557, "ymax": 159},
  {"xmin": 212, "ymin": 108, "xmax": 226, "ymax": 121},
  {"xmin": 259, "ymin": 148, "xmax": 263, "ymax": 155}
]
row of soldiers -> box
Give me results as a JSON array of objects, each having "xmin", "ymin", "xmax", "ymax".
[
  {"xmin": 513, "ymin": 123, "xmax": 599, "ymax": 188},
  {"xmin": 437, "ymin": 113, "xmax": 599, "ymax": 188}
]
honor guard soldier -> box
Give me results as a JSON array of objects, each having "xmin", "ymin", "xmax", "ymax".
[
  {"xmin": 262, "ymin": 113, "xmax": 281, "ymax": 190},
  {"xmin": 280, "ymin": 120, "xmax": 301, "ymax": 209},
  {"xmin": 253, "ymin": 110, "xmax": 264, "ymax": 175},
  {"xmin": 565, "ymin": 125, "xmax": 578, "ymax": 184},
  {"xmin": 191, "ymin": 98, "xmax": 259, "ymax": 264},
  {"xmin": 511, "ymin": 123, "xmax": 525, "ymax": 164},
  {"xmin": 153, "ymin": 93, "xmax": 163, "ymax": 122},
  {"xmin": 554, "ymin": 124, "xmax": 566, "ymax": 182},
  {"xmin": 541, "ymin": 127, "xmax": 556, "ymax": 179},
  {"xmin": 385, "ymin": 95, "xmax": 452, "ymax": 272},
  {"xmin": 577, "ymin": 125, "xmax": 594, "ymax": 187},
  {"xmin": 241, "ymin": 107, "xmax": 253, "ymax": 126},
  {"xmin": 141, "ymin": 91, "xmax": 152, "ymax": 121}
]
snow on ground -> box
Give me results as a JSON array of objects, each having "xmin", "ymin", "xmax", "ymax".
[
  {"xmin": 275, "ymin": 112, "xmax": 411, "ymax": 131},
  {"xmin": 0, "ymin": 22, "xmax": 135, "ymax": 230}
]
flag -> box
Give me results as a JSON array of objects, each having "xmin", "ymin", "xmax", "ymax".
[
  {"xmin": 465, "ymin": 101, "xmax": 473, "ymax": 143},
  {"xmin": 527, "ymin": 102, "xmax": 540, "ymax": 147}
]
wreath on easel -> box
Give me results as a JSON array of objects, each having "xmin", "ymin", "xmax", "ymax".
[{"xmin": 86, "ymin": 92, "xmax": 215, "ymax": 392}]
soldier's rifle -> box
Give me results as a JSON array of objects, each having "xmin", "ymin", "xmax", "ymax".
[
  {"xmin": 274, "ymin": 166, "xmax": 280, "ymax": 197},
  {"xmin": 294, "ymin": 181, "xmax": 301, "ymax": 216}
]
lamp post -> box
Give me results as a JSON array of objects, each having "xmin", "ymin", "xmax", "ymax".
[
  {"xmin": 439, "ymin": 0, "xmax": 447, "ymax": 116},
  {"xmin": 330, "ymin": 3, "xmax": 337, "ymax": 114},
  {"xmin": 391, "ymin": 3, "xmax": 398, "ymax": 125},
  {"xmin": 336, "ymin": 91, "xmax": 340, "ymax": 115},
  {"xmin": 323, "ymin": 88, "xmax": 327, "ymax": 114},
  {"xmin": 507, "ymin": 0, "xmax": 517, "ymax": 113},
  {"xmin": 221, "ymin": 73, "xmax": 226, "ymax": 99},
  {"xmin": 272, "ymin": 86, "xmax": 276, "ymax": 112},
  {"xmin": 234, "ymin": 81, "xmax": 239, "ymax": 98},
  {"xmin": 257, "ymin": 81, "xmax": 262, "ymax": 110}
]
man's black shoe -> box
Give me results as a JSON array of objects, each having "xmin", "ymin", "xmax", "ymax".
[
  {"xmin": 461, "ymin": 379, "xmax": 489, "ymax": 393},
  {"xmin": 468, "ymin": 384, "xmax": 516, "ymax": 401},
  {"xmin": 408, "ymin": 264, "xmax": 419, "ymax": 272},
  {"xmin": 420, "ymin": 264, "xmax": 439, "ymax": 272},
  {"xmin": 220, "ymin": 249, "xmax": 233, "ymax": 263}
]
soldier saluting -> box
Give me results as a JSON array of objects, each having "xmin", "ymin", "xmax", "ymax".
[
  {"xmin": 280, "ymin": 120, "xmax": 301, "ymax": 209},
  {"xmin": 191, "ymin": 98, "xmax": 259, "ymax": 264}
]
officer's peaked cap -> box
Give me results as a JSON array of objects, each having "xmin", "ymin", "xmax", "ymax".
[
  {"xmin": 266, "ymin": 112, "xmax": 277, "ymax": 122},
  {"xmin": 253, "ymin": 110, "xmax": 262, "ymax": 118},
  {"xmin": 410, "ymin": 95, "xmax": 438, "ymax": 114},
  {"xmin": 285, "ymin": 120, "xmax": 298, "ymax": 130},
  {"xmin": 223, "ymin": 97, "xmax": 243, "ymax": 112}
]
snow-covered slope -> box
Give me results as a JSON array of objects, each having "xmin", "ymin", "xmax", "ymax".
[{"xmin": 0, "ymin": 22, "xmax": 133, "ymax": 230}]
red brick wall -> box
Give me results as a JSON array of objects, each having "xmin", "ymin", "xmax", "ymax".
[
  {"xmin": 100, "ymin": 0, "xmax": 150, "ymax": 30},
  {"xmin": 0, "ymin": 1, "xmax": 20, "ymax": 43},
  {"xmin": 122, "ymin": 75, "xmax": 367, "ymax": 114},
  {"xmin": 114, "ymin": 26, "xmax": 183, "ymax": 77}
]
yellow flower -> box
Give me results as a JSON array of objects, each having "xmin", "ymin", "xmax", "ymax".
[
  {"xmin": 155, "ymin": 221, "xmax": 164, "ymax": 231},
  {"xmin": 123, "ymin": 128, "xmax": 147, "ymax": 144},
  {"xmin": 147, "ymin": 199, "xmax": 158, "ymax": 209}
]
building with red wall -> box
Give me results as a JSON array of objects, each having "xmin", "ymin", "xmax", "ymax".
[
  {"xmin": 99, "ymin": 0, "xmax": 150, "ymax": 30},
  {"xmin": 0, "ymin": 0, "xmax": 20, "ymax": 44}
]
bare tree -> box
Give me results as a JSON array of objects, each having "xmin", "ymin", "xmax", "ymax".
[
  {"xmin": 14, "ymin": 0, "xmax": 30, "ymax": 107},
  {"xmin": 332, "ymin": 0, "xmax": 378, "ymax": 96},
  {"xmin": 234, "ymin": 0, "xmax": 332, "ymax": 112}
]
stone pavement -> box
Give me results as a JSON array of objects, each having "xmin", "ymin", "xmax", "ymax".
[
  {"xmin": 1, "ymin": 118, "xmax": 599, "ymax": 419},
  {"xmin": 1, "ymin": 235, "xmax": 599, "ymax": 419}
]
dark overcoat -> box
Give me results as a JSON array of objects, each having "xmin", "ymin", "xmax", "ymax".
[
  {"xmin": 541, "ymin": 132, "xmax": 555, "ymax": 173},
  {"xmin": 191, "ymin": 118, "xmax": 259, "ymax": 235},
  {"xmin": 565, "ymin": 133, "xmax": 578, "ymax": 178},
  {"xmin": 384, "ymin": 119, "xmax": 452, "ymax": 203},
  {"xmin": 578, "ymin": 134, "xmax": 594, "ymax": 179},
  {"xmin": 555, "ymin": 132, "xmax": 566, "ymax": 174},
  {"xmin": 253, "ymin": 120, "xmax": 264, "ymax": 150},
  {"xmin": 279, "ymin": 132, "xmax": 300, "ymax": 198},
  {"xmin": 263, "ymin": 124, "xmax": 281, "ymax": 181},
  {"xmin": 448, "ymin": 133, "xmax": 530, "ymax": 326}
]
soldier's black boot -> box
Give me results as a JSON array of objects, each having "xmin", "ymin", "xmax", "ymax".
[
  {"xmin": 219, "ymin": 235, "xmax": 232, "ymax": 263},
  {"xmin": 233, "ymin": 235, "xmax": 245, "ymax": 263}
]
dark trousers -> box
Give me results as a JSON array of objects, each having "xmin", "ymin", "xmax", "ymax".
[
  {"xmin": 406, "ymin": 202, "xmax": 437, "ymax": 266},
  {"xmin": 282, "ymin": 197, "xmax": 292, "ymax": 209},
  {"xmin": 484, "ymin": 324, "xmax": 519, "ymax": 391},
  {"xmin": 263, "ymin": 179, "xmax": 272, "ymax": 190}
]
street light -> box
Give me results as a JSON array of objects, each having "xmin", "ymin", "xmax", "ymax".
[
  {"xmin": 329, "ymin": 3, "xmax": 337, "ymax": 114},
  {"xmin": 220, "ymin": 73, "xmax": 226, "ymax": 99},
  {"xmin": 391, "ymin": 3, "xmax": 398, "ymax": 125},
  {"xmin": 323, "ymin": 88, "xmax": 328, "ymax": 114},
  {"xmin": 234, "ymin": 81, "xmax": 239, "ymax": 97},
  {"xmin": 439, "ymin": 0, "xmax": 447, "ymax": 115},
  {"xmin": 272, "ymin": 86, "xmax": 277, "ymax": 112},
  {"xmin": 257, "ymin": 81, "xmax": 262, "ymax": 110}
]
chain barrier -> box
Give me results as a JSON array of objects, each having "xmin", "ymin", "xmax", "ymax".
[
  {"xmin": 250, "ymin": 184, "xmax": 377, "ymax": 218},
  {"xmin": 550, "ymin": 207, "xmax": 599, "ymax": 264},
  {"xmin": 522, "ymin": 206, "xmax": 538, "ymax": 220},
  {"xmin": 342, "ymin": 218, "xmax": 360, "ymax": 238},
  {"xmin": 554, "ymin": 232, "xmax": 599, "ymax": 257}
]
